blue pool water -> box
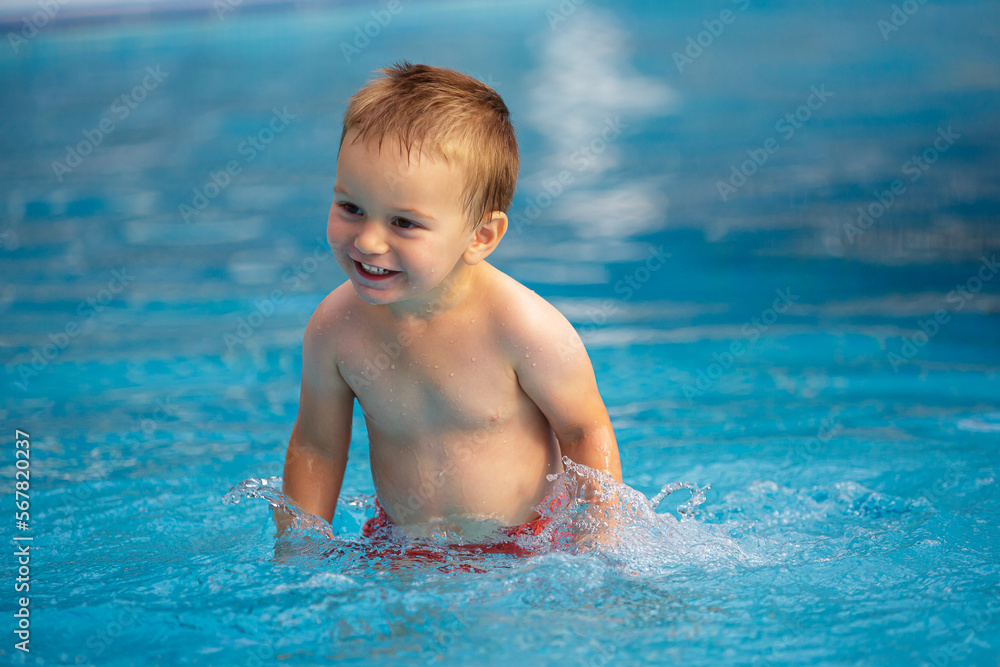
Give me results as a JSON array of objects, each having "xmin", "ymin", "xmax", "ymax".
[{"xmin": 2, "ymin": 0, "xmax": 999, "ymax": 664}]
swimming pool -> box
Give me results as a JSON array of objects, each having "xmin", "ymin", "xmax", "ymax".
[{"xmin": 2, "ymin": 0, "xmax": 999, "ymax": 664}]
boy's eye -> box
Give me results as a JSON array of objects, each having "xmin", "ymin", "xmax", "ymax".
[
  {"xmin": 393, "ymin": 218, "xmax": 418, "ymax": 229},
  {"xmin": 339, "ymin": 202, "xmax": 362, "ymax": 216}
]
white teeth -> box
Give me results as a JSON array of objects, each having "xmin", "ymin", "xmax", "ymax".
[{"xmin": 361, "ymin": 262, "xmax": 392, "ymax": 275}]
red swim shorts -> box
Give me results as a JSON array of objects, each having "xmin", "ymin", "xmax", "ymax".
[{"xmin": 360, "ymin": 499, "xmax": 559, "ymax": 560}]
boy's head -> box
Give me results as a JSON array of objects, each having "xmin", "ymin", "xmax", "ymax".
[{"xmin": 339, "ymin": 62, "xmax": 519, "ymax": 229}]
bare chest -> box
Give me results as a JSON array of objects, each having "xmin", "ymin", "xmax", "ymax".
[{"xmin": 336, "ymin": 317, "xmax": 519, "ymax": 436}]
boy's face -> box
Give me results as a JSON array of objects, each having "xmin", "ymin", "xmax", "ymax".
[{"xmin": 329, "ymin": 130, "xmax": 478, "ymax": 308}]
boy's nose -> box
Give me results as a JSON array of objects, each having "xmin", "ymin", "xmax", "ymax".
[{"xmin": 354, "ymin": 220, "xmax": 388, "ymax": 255}]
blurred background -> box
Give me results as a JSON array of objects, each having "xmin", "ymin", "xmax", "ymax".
[
  {"xmin": 1, "ymin": 0, "xmax": 998, "ymax": 665},
  {"xmin": 3, "ymin": 0, "xmax": 997, "ymax": 476}
]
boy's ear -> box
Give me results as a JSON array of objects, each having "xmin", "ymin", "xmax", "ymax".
[{"xmin": 462, "ymin": 211, "xmax": 507, "ymax": 265}]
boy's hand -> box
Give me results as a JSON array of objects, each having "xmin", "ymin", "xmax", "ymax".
[
  {"xmin": 273, "ymin": 505, "xmax": 336, "ymax": 540},
  {"xmin": 560, "ymin": 461, "xmax": 625, "ymax": 552}
]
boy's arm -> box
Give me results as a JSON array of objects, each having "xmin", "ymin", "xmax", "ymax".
[
  {"xmin": 275, "ymin": 299, "xmax": 355, "ymax": 534},
  {"xmin": 509, "ymin": 296, "xmax": 622, "ymax": 483}
]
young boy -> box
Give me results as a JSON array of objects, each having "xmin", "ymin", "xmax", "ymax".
[{"xmin": 276, "ymin": 62, "xmax": 622, "ymax": 543}]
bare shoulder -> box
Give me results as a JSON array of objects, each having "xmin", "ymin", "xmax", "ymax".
[
  {"xmin": 483, "ymin": 264, "xmax": 583, "ymax": 362},
  {"xmin": 301, "ymin": 280, "xmax": 358, "ymax": 382},
  {"xmin": 307, "ymin": 280, "xmax": 357, "ymax": 331}
]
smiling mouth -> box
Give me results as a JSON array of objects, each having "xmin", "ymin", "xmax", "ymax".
[{"xmin": 354, "ymin": 260, "xmax": 400, "ymax": 280}]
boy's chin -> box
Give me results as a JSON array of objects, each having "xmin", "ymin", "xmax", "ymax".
[
  {"xmin": 351, "ymin": 283, "xmax": 402, "ymax": 306},
  {"xmin": 350, "ymin": 278, "xmax": 421, "ymax": 306},
  {"xmin": 351, "ymin": 278, "xmax": 448, "ymax": 309}
]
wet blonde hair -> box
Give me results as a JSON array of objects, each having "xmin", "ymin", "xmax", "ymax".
[{"xmin": 339, "ymin": 62, "xmax": 519, "ymax": 228}]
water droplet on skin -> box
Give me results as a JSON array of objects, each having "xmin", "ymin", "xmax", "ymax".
[
  {"xmin": 390, "ymin": 364, "xmax": 396, "ymax": 369},
  {"xmin": 525, "ymin": 353, "xmax": 530, "ymax": 358},
  {"xmin": 434, "ymin": 364, "xmax": 440, "ymax": 369},
  {"xmin": 471, "ymin": 319, "xmax": 476, "ymax": 323},
  {"xmin": 450, "ymin": 372, "xmax": 455, "ymax": 377},
  {"xmin": 532, "ymin": 362, "xmax": 537, "ymax": 367},
  {"xmin": 471, "ymin": 357, "xmax": 476, "ymax": 362}
]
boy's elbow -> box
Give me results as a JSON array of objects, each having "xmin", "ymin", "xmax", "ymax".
[{"xmin": 287, "ymin": 427, "xmax": 350, "ymax": 465}]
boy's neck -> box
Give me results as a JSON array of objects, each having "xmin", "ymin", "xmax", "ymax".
[{"xmin": 382, "ymin": 261, "xmax": 483, "ymax": 323}]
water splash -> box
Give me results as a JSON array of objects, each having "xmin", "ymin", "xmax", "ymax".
[
  {"xmin": 510, "ymin": 457, "xmax": 741, "ymax": 572},
  {"xmin": 223, "ymin": 477, "xmax": 343, "ymax": 538},
  {"xmin": 223, "ymin": 460, "xmax": 741, "ymax": 573},
  {"xmin": 650, "ymin": 481, "xmax": 712, "ymax": 519},
  {"xmin": 539, "ymin": 457, "xmax": 710, "ymax": 524}
]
